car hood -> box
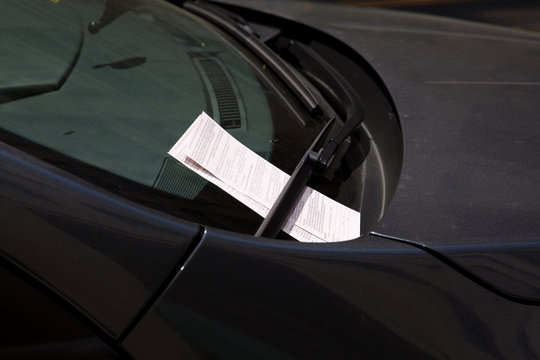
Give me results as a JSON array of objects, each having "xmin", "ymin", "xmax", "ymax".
[{"xmin": 218, "ymin": 1, "xmax": 540, "ymax": 300}]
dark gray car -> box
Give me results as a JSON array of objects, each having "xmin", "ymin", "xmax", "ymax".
[{"xmin": 1, "ymin": 0, "xmax": 539, "ymax": 359}]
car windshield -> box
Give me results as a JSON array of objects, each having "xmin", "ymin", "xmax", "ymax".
[{"xmin": 0, "ymin": 0, "xmax": 324, "ymax": 233}]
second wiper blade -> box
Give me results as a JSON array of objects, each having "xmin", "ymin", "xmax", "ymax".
[{"xmin": 183, "ymin": 1, "xmax": 320, "ymax": 114}]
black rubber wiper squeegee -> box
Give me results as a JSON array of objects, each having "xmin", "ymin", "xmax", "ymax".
[{"xmin": 183, "ymin": 0, "xmax": 320, "ymax": 115}]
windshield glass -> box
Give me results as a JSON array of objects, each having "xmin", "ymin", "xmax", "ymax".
[{"xmin": 0, "ymin": 0, "xmax": 323, "ymax": 233}]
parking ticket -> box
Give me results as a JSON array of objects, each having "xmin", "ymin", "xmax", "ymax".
[{"xmin": 168, "ymin": 112, "xmax": 361, "ymax": 242}]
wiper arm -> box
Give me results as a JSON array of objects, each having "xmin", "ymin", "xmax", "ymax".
[
  {"xmin": 254, "ymin": 118, "xmax": 334, "ymax": 238},
  {"xmin": 255, "ymin": 111, "xmax": 363, "ymax": 239},
  {"xmin": 183, "ymin": 1, "xmax": 320, "ymax": 114},
  {"xmin": 255, "ymin": 39, "xmax": 366, "ymax": 239}
]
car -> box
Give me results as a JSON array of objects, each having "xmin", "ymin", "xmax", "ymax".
[{"xmin": 1, "ymin": 0, "xmax": 539, "ymax": 359}]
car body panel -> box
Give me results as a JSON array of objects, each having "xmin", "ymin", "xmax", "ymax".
[
  {"xmin": 0, "ymin": 142, "xmax": 201, "ymax": 337},
  {"xmin": 122, "ymin": 228, "xmax": 540, "ymax": 359}
]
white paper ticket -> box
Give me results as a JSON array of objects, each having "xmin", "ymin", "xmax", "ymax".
[{"xmin": 168, "ymin": 112, "xmax": 361, "ymax": 242}]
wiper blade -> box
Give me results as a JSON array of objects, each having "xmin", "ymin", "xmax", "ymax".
[
  {"xmin": 184, "ymin": 2, "xmax": 364, "ymax": 238},
  {"xmin": 183, "ymin": 1, "xmax": 320, "ymax": 114},
  {"xmin": 275, "ymin": 37, "xmax": 364, "ymax": 149}
]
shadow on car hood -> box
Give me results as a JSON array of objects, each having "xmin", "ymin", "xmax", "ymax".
[{"xmin": 218, "ymin": 0, "xmax": 540, "ymax": 301}]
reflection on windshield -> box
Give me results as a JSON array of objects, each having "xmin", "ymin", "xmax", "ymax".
[{"xmin": 0, "ymin": 0, "xmax": 322, "ymax": 234}]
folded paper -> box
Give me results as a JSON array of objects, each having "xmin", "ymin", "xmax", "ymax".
[{"xmin": 168, "ymin": 112, "xmax": 360, "ymax": 242}]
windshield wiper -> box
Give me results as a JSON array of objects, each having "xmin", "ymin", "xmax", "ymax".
[
  {"xmin": 274, "ymin": 37, "xmax": 364, "ymax": 142},
  {"xmin": 183, "ymin": 1, "xmax": 320, "ymax": 115},
  {"xmin": 184, "ymin": 1, "xmax": 364, "ymax": 238},
  {"xmin": 255, "ymin": 39, "xmax": 366, "ymax": 239},
  {"xmin": 255, "ymin": 107, "xmax": 363, "ymax": 238}
]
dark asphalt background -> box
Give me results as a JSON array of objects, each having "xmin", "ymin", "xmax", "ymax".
[{"xmin": 318, "ymin": 0, "xmax": 540, "ymax": 32}]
